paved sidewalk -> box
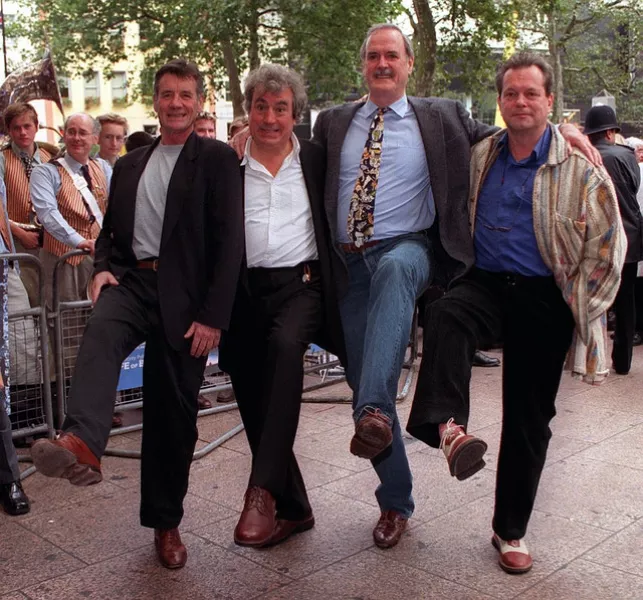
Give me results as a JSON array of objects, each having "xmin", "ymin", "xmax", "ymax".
[{"xmin": 2, "ymin": 347, "xmax": 643, "ymax": 599}]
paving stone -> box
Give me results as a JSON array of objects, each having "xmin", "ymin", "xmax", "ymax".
[
  {"xmin": 519, "ymin": 559, "xmax": 643, "ymax": 600},
  {"xmin": 584, "ymin": 520, "xmax": 643, "ymax": 577}
]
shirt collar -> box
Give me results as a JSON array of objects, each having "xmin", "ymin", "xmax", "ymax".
[
  {"xmin": 497, "ymin": 125, "xmax": 552, "ymax": 164},
  {"xmin": 62, "ymin": 154, "xmax": 86, "ymax": 172},
  {"xmin": 11, "ymin": 141, "xmax": 42, "ymax": 162},
  {"xmin": 363, "ymin": 95, "xmax": 408, "ymax": 119},
  {"xmin": 241, "ymin": 132, "xmax": 301, "ymax": 169}
]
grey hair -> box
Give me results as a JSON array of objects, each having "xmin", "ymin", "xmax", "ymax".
[
  {"xmin": 64, "ymin": 113, "xmax": 100, "ymax": 136},
  {"xmin": 243, "ymin": 63, "xmax": 307, "ymax": 122},
  {"xmin": 360, "ymin": 24, "xmax": 414, "ymax": 62},
  {"xmin": 625, "ymin": 137, "xmax": 643, "ymax": 149}
]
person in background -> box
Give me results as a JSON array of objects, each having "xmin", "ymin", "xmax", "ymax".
[
  {"xmin": 194, "ymin": 111, "xmax": 216, "ymax": 139},
  {"xmin": 96, "ymin": 113, "xmax": 128, "ymax": 167},
  {"xmin": 125, "ymin": 131, "xmax": 155, "ymax": 153}
]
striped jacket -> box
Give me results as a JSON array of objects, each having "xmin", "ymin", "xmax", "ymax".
[{"xmin": 469, "ymin": 125, "xmax": 626, "ymax": 384}]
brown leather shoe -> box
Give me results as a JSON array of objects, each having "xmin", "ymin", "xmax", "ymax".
[
  {"xmin": 234, "ymin": 486, "xmax": 276, "ymax": 547},
  {"xmin": 197, "ymin": 395, "xmax": 213, "ymax": 410},
  {"xmin": 492, "ymin": 533, "xmax": 533, "ymax": 574},
  {"xmin": 31, "ymin": 432, "xmax": 102, "ymax": 486},
  {"xmin": 155, "ymin": 528, "xmax": 187, "ymax": 569},
  {"xmin": 267, "ymin": 513, "xmax": 315, "ymax": 547},
  {"xmin": 373, "ymin": 510, "xmax": 408, "ymax": 549},
  {"xmin": 350, "ymin": 408, "xmax": 393, "ymax": 459},
  {"xmin": 439, "ymin": 418, "xmax": 487, "ymax": 481}
]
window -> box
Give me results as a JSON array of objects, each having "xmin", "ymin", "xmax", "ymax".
[
  {"xmin": 84, "ymin": 72, "xmax": 100, "ymax": 101},
  {"xmin": 111, "ymin": 71, "xmax": 127, "ymax": 103}
]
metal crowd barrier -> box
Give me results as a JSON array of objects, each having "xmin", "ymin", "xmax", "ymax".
[
  {"xmin": 51, "ymin": 250, "xmax": 243, "ymax": 461},
  {"xmin": 4, "ymin": 253, "xmax": 54, "ymax": 480}
]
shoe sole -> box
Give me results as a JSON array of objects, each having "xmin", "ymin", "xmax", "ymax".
[
  {"xmin": 491, "ymin": 536, "xmax": 533, "ymax": 574},
  {"xmin": 449, "ymin": 438, "xmax": 488, "ymax": 480},
  {"xmin": 350, "ymin": 427, "xmax": 393, "ymax": 459},
  {"xmin": 31, "ymin": 441, "xmax": 102, "ymax": 486}
]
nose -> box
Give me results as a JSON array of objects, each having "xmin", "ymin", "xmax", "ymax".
[
  {"xmin": 263, "ymin": 108, "xmax": 277, "ymax": 123},
  {"xmin": 377, "ymin": 55, "xmax": 388, "ymax": 69}
]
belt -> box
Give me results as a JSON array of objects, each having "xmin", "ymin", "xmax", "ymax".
[
  {"xmin": 339, "ymin": 240, "xmax": 380, "ymax": 253},
  {"xmin": 136, "ymin": 259, "xmax": 159, "ymax": 271}
]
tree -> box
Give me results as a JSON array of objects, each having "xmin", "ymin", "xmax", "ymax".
[
  {"xmin": 515, "ymin": 0, "xmax": 643, "ymax": 122},
  {"xmin": 19, "ymin": 0, "xmax": 403, "ymax": 116}
]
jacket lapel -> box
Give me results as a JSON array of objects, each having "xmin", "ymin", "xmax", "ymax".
[
  {"xmin": 159, "ymin": 132, "xmax": 199, "ymax": 252},
  {"xmin": 299, "ymin": 141, "xmax": 325, "ymax": 248},
  {"xmin": 409, "ymin": 97, "xmax": 448, "ymax": 218}
]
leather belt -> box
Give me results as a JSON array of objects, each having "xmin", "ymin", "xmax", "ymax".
[
  {"xmin": 136, "ymin": 259, "xmax": 159, "ymax": 271},
  {"xmin": 339, "ymin": 240, "xmax": 380, "ymax": 253}
]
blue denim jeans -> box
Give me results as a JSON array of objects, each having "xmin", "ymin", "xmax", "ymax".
[{"xmin": 340, "ymin": 232, "xmax": 432, "ymax": 517}]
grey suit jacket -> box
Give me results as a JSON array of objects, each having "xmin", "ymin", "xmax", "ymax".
[{"xmin": 312, "ymin": 97, "xmax": 497, "ymax": 295}]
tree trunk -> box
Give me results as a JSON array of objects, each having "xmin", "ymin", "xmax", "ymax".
[
  {"xmin": 221, "ymin": 40, "xmax": 245, "ymax": 118},
  {"xmin": 547, "ymin": 10, "xmax": 564, "ymax": 122},
  {"xmin": 248, "ymin": 4, "xmax": 260, "ymax": 70},
  {"xmin": 412, "ymin": 0, "xmax": 437, "ymax": 97}
]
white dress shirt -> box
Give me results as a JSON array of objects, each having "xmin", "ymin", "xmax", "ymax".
[{"xmin": 242, "ymin": 134, "xmax": 318, "ymax": 268}]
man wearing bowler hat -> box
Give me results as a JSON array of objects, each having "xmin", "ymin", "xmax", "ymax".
[{"xmin": 586, "ymin": 105, "xmax": 642, "ymax": 374}]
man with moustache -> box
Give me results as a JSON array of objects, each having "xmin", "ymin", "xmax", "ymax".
[
  {"xmin": 220, "ymin": 64, "xmax": 344, "ymax": 548},
  {"xmin": 407, "ymin": 52, "xmax": 624, "ymax": 573},
  {"xmin": 312, "ymin": 24, "xmax": 596, "ymax": 550},
  {"xmin": 31, "ymin": 59, "xmax": 244, "ymax": 569}
]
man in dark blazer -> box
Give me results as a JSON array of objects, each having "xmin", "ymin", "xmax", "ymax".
[
  {"xmin": 585, "ymin": 105, "xmax": 642, "ymax": 375},
  {"xmin": 219, "ymin": 64, "xmax": 345, "ymax": 549},
  {"xmin": 31, "ymin": 59, "xmax": 244, "ymax": 569},
  {"xmin": 312, "ymin": 23, "xmax": 594, "ymax": 549}
]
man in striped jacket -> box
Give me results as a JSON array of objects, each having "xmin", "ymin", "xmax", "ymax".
[
  {"xmin": 30, "ymin": 113, "xmax": 111, "ymax": 307},
  {"xmin": 1, "ymin": 103, "xmax": 53, "ymax": 306},
  {"xmin": 407, "ymin": 52, "xmax": 625, "ymax": 575}
]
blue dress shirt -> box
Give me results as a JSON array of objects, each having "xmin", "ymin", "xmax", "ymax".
[
  {"xmin": 474, "ymin": 126, "xmax": 552, "ymax": 276},
  {"xmin": 337, "ymin": 96, "xmax": 435, "ymax": 243}
]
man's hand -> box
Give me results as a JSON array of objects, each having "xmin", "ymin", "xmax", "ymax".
[
  {"xmin": 559, "ymin": 123, "xmax": 603, "ymax": 166},
  {"xmin": 184, "ymin": 321, "xmax": 221, "ymax": 358},
  {"xmin": 13, "ymin": 228, "xmax": 40, "ymax": 250},
  {"xmin": 229, "ymin": 127, "xmax": 250, "ymax": 159},
  {"xmin": 77, "ymin": 239, "xmax": 96, "ymax": 257},
  {"xmin": 90, "ymin": 271, "xmax": 119, "ymax": 305}
]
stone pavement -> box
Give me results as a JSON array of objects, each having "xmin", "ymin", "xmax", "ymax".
[{"xmin": 2, "ymin": 347, "xmax": 643, "ymax": 599}]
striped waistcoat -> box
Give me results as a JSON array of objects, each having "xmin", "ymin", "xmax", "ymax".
[
  {"xmin": 44, "ymin": 158, "xmax": 107, "ymax": 266},
  {"xmin": 3, "ymin": 146, "xmax": 52, "ymax": 224}
]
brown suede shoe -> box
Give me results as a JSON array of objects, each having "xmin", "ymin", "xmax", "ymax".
[
  {"xmin": 373, "ymin": 510, "xmax": 408, "ymax": 549},
  {"xmin": 234, "ymin": 486, "xmax": 276, "ymax": 547},
  {"xmin": 350, "ymin": 408, "xmax": 393, "ymax": 459},
  {"xmin": 155, "ymin": 528, "xmax": 187, "ymax": 569},
  {"xmin": 267, "ymin": 513, "xmax": 315, "ymax": 547},
  {"xmin": 31, "ymin": 432, "xmax": 102, "ymax": 486}
]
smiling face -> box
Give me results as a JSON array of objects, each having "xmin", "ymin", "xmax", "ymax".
[
  {"xmin": 8, "ymin": 112, "xmax": 38, "ymax": 152},
  {"xmin": 362, "ymin": 28, "xmax": 414, "ymax": 107},
  {"xmin": 248, "ymin": 85, "xmax": 295, "ymax": 153},
  {"xmin": 153, "ymin": 73, "xmax": 203, "ymax": 142},
  {"xmin": 63, "ymin": 114, "xmax": 97, "ymax": 164},
  {"xmin": 498, "ymin": 65, "xmax": 553, "ymax": 136}
]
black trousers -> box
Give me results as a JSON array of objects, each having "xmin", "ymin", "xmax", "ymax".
[
  {"xmin": 612, "ymin": 262, "xmax": 638, "ymax": 374},
  {"xmin": 63, "ymin": 270, "xmax": 206, "ymax": 530},
  {"xmin": 407, "ymin": 268, "xmax": 575, "ymax": 539},
  {"xmin": 226, "ymin": 263, "xmax": 323, "ymax": 521}
]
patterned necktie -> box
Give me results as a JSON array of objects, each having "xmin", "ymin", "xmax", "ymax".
[
  {"xmin": 19, "ymin": 152, "xmax": 35, "ymax": 180},
  {"xmin": 347, "ymin": 107, "xmax": 388, "ymax": 247}
]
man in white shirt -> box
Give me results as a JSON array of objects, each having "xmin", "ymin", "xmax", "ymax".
[
  {"xmin": 30, "ymin": 113, "xmax": 112, "ymax": 306},
  {"xmin": 219, "ymin": 64, "xmax": 345, "ymax": 548}
]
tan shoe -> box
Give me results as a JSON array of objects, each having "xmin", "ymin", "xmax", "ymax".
[
  {"xmin": 373, "ymin": 510, "xmax": 407, "ymax": 549},
  {"xmin": 439, "ymin": 418, "xmax": 487, "ymax": 480}
]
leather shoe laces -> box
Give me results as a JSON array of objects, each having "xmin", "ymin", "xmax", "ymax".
[{"xmin": 245, "ymin": 486, "xmax": 271, "ymax": 516}]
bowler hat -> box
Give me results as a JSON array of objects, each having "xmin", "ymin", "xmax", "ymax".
[{"xmin": 584, "ymin": 105, "xmax": 620, "ymax": 135}]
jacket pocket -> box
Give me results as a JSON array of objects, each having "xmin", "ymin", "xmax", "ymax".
[{"xmin": 553, "ymin": 215, "xmax": 586, "ymax": 268}]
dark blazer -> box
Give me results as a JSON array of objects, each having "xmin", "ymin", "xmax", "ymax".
[
  {"xmin": 594, "ymin": 140, "xmax": 642, "ymax": 263},
  {"xmin": 312, "ymin": 97, "xmax": 497, "ymax": 294},
  {"xmin": 94, "ymin": 132, "xmax": 244, "ymax": 350},
  {"xmin": 219, "ymin": 138, "xmax": 346, "ymax": 370}
]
